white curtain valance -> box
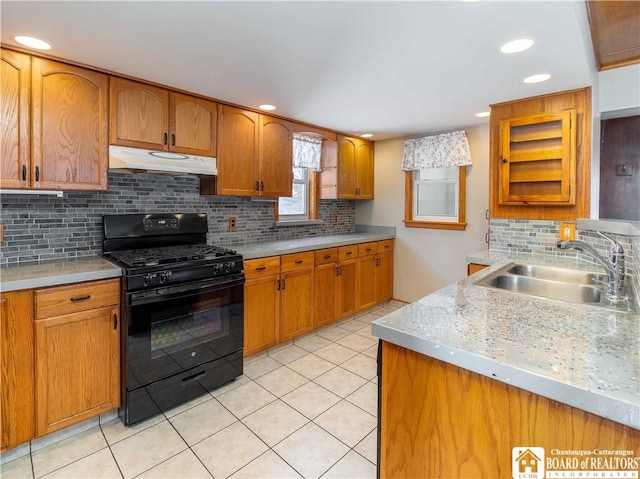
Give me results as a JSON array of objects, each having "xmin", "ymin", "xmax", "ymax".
[
  {"xmin": 401, "ymin": 130, "xmax": 472, "ymax": 171},
  {"xmin": 293, "ymin": 134, "xmax": 322, "ymax": 172}
]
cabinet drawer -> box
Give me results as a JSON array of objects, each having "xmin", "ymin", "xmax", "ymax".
[
  {"xmin": 378, "ymin": 240, "xmax": 394, "ymax": 253},
  {"xmin": 338, "ymin": 245, "xmax": 358, "ymax": 261},
  {"xmin": 281, "ymin": 252, "xmax": 314, "ymax": 272},
  {"xmin": 35, "ymin": 278, "xmax": 120, "ymax": 320},
  {"xmin": 358, "ymin": 242, "xmax": 378, "ymax": 257},
  {"xmin": 315, "ymin": 248, "xmax": 338, "ymax": 266},
  {"xmin": 244, "ymin": 256, "xmax": 280, "ymax": 279}
]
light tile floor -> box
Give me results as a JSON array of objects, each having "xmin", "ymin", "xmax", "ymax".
[{"xmin": 0, "ymin": 302, "xmax": 403, "ymax": 479}]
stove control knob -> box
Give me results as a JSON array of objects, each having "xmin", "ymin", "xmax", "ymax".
[
  {"xmin": 143, "ymin": 273, "xmax": 157, "ymax": 286},
  {"xmin": 159, "ymin": 271, "xmax": 172, "ymax": 284}
]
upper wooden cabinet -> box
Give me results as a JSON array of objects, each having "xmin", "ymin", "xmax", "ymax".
[
  {"xmin": 110, "ymin": 77, "xmax": 217, "ymax": 157},
  {"xmin": 1, "ymin": 49, "xmax": 30, "ymax": 190},
  {"xmin": 499, "ymin": 110, "xmax": 577, "ymax": 205},
  {"xmin": 205, "ymin": 104, "xmax": 292, "ymax": 197},
  {"xmin": 489, "ymin": 88, "xmax": 591, "ymax": 220},
  {"xmin": 337, "ymin": 135, "xmax": 374, "ymax": 200},
  {"xmin": 1, "ymin": 50, "xmax": 109, "ymax": 191}
]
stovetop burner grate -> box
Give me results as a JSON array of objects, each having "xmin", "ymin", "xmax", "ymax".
[{"xmin": 107, "ymin": 244, "xmax": 237, "ymax": 268}]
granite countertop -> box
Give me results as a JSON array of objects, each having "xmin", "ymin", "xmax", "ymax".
[
  {"xmin": 372, "ymin": 252, "xmax": 640, "ymax": 430},
  {"xmin": 233, "ymin": 231, "xmax": 395, "ymax": 259},
  {"xmin": 0, "ymin": 256, "xmax": 123, "ymax": 292}
]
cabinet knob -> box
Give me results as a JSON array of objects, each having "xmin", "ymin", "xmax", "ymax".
[{"xmin": 502, "ymin": 158, "xmax": 508, "ymax": 164}]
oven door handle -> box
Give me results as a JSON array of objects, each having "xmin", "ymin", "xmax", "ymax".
[{"xmin": 128, "ymin": 274, "xmax": 245, "ymax": 306}]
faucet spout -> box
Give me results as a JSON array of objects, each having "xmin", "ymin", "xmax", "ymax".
[{"xmin": 556, "ymin": 233, "xmax": 626, "ymax": 301}]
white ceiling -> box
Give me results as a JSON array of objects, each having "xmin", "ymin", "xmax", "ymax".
[{"xmin": 1, "ymin": 1, "xmax": 596, "ymax": 140}]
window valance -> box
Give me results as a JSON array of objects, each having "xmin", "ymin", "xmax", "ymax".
[
  {"xmin": 401, "ymin": 130, "xmax": 472, "ymax": 171},
  {"xmin": 293, "ymin": 134, "xmax": 322, "ymax": 172}
]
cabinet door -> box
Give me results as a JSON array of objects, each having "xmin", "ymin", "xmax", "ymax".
[
  {"xmin": 357, "ymin": 254, "xmax": 377, "ymax": 310},
  {"xmin": 170, "ymin": 92, "xmax": 217, "ymax": 157},
  {"xmin": 32, "ymin": 58, "xmax": 109, "ymax": 191},
  {"xmin": 35, "ymin": 305, "xmax": 120, "ymax": 437},
  {"xmin": 337, "ymin": 258, "xmax": 358, "ymax": 318},
  {"xmin": 499, "ymin": 110, "xmax": 576, "ymax": 205},
  {"xmin": 375, "ymin": 251, "xmax": 394, "ymax": 303},
  {"xmin": 109, "ymin": 77, "xmax": 169, "ymax": 151},
  {"xmin": 244, "ymin": 275, "xmax": 279, "ymax": 356},
  {"xmin": 337, "ymin": 136, "xmax": 357, "ymax": 199},
  {"xmin": 1, "ymin": 49, "xmax": 30, "ymax": 189},
  {"xmin": 1, "ymin": 290, "xmax": 35, "ymax": 451},
  {"xmin": 217, "ymin": 105, "xmax": 259, "ymax": 196},
  {"xmin": 315, "ymin": 262, "xmax": 338, "ymax": 328},
  {"xmin": 280, "ymin": 267, "xmax": 314, "ymax": 341},
  {"xmin": 259, "ymin": 115, "xmax": 292, "ymax": 197},
  {"xmin": 356, "ymin": 140, "xmax": 374, "ymax": 199}
]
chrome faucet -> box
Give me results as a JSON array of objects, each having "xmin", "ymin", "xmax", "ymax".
[{"xmin": 557, "ymin": 232, "xmax": 626, "ymax": 301}]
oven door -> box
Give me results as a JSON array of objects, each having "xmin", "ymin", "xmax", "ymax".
[{"xmin": 125, "ymin": 274, "xmax": 244, "ymax": 391}]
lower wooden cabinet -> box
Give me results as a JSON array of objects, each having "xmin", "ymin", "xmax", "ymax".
[
  {"xmin": 279, "ymin": 255, "xmax": 314, "ymax": 341},
  {"xmin": 1, "ymin": 290, "xmax": 35, "ymax": 452},
  {"xmin": 34, "ymin": 278, "xmax": 121, "ymax": 437},
  {"xmin": 314, "ymin": 249, "xmax": 339, "ymax": 328},
  {"xmin": 375, "ymin": 247, "xmax": 394, "ymax": 303},
  {"xmin": 467, "ymin": 263, "xmax": 488, "ymax": 276},
  {"xmin": 336, "ymin": 245, "xmax": 358, "ymax": 318},
  {"xmin": 244, "ymin": 273, "xmax": 280, "ymax": 357}
]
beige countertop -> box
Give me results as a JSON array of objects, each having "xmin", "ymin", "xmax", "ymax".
[{"xmin": 372, "ymin": 251, "xmax": 640, "ymax": 430}]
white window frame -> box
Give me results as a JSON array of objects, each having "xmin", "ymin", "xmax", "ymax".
[
  {"xmin": 277, "ymin": 167, "xmax": 310, "ymax": 221},
  {"xmin": 412, "ymin": 169, "xmax": 459, "ymax": 223}
]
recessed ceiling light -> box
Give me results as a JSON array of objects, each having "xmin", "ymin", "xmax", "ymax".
[
  {"xmin": 524, "ymin": 73, "xmax": 551, "ymax": 84},
  {"xmin": 15, "ymin": 35, "xmax": 51, "ymax": 50},
  {"xmin": 500, "ymin": 39, "xmax": 534, "ymax": 54},
  {"xmin": 361, "ymin": 133, "xmax": 373, "ymax": 138},
  {"xmin": 258, "ymin": 104, "xmax": 276, "ymax": 111},
  {"xmin": 475, "ymin": 111, "xmax": 490, "ymax": 118}
]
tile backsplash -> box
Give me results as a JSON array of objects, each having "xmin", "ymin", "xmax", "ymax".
[
  {"xmin": 490, "ymin": 218, "xmax": 639, "ymax": 295},
  {"xmin": 0, "ymin": 172, "xmax": 355, "ymax": 266}
]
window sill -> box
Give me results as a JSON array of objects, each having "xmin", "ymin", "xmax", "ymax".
[
  {"xmin": 273, "ymin": 219, "xmax": 324, "ymax": 227},
  {"xmin": 404, "ymin": 220, "xmax": 467, "ymax": 231}
]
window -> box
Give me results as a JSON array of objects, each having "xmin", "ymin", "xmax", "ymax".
[
  {"xmin": 277, "ymin": 167, "xmax": 310, "ymax": 221},
  {"xmin": 404, "ymin": 166, "xmax": 467, "ymax": 230}
]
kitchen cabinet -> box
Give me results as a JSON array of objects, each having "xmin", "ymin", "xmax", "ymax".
[
  {"xmin": 1, "ymin": 290, "xmax": 35, "ymax": 452},
  {"xmin": 110, "ymin": 77, "xmax": 217, "ymax": 157},
  {"xmin": 356, "ymin": 242, "xmax": 378, "ymax": 310},
  {"xmin": 499, "ymin": 110, "xmax": 576, "ymax": 205},
  {"xmin": 314, "ymin": 248, "xmax": 339, "ymax": 328},
  {"xmin": 337, "ymin": 135, "xmax": 374, "ymax": 200},
  {"xmin": 375, "ymin": 240, "xmax": 394, "ymax": 303},
  {"xmin": 467, "ymin": 263, "xmax": 488, "ymax": 276},
  {"xmin": 378, "ymin": 340, "xmax": 640, "ymax": 478},
  {"xmin": 243, "ymin": 253, "xmax": 313, "ymax": 355},
  {"xmin": 1, "ymin": 51, "xmax": 109, "ymax": 191},
  {"xmin": 336, "ymin": 245, "xmax": 359, "ymax": 318},
  {"xmin": 489, "ymin": 88, "xmax": 591, "ymax": 220},
  {"xmin": 1, "ymin": 49, "xmax": 30, "ymax": 190},
  {"xmin": 243, "ymin": 256, "xmax": 281, "ymax": 357},
  {"xmin": 202, "ymin": 104, "xmax": 292, "ymax": 197},
  {"xmin": 34, "ymin": 279, "xmax": 120, "ymax": 437}
]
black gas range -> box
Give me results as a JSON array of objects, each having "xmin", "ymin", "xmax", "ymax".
[{"xmin": 103, "ymin": 213, "xmax": 244, "ymax": 425}]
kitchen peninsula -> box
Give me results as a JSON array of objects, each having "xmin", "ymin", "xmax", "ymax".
[{"xmin": 372, "ymin": 255, "xmax": 640, "ymax": 478}]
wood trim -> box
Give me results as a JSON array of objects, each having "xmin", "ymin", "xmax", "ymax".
[
  {"xmin": 308, "ymin": 171, "xmax": 319, "ymax": 220},
  {"xmin": 404, "ymin": 167, "xmax": 467, "ymax": 231}
]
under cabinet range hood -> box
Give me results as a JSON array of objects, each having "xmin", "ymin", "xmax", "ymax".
[{"xmin": 108, "ymin": 145, "xmax": 217, "ymax": 176}]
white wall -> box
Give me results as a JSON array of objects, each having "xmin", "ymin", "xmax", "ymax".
[
  {"xmin": 356, "ymin": 124, "xmax": 490, "ymax": 303},
  {"xmin": 598, "ymin": 64, "xmax": 640, "ymax": 113}
]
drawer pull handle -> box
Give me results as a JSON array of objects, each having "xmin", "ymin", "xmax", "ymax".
[
  {"xmin": 346, "ymin": 251, "xmax": 353, "ymax": 255},
  {"xmin": 171, "ymin": 133, "xmax": 176, "ymax": 146},
  {"xmin": 22, "ymin": 165, "xmax": 27, "ymax": 181},
  {"xmin": 163, "ymin": 133, "xmax": 168, "ymax": 145},
  {"xmin": 281, "ymin": 279, "xmax": 286, "ymax": 290},
  {"xmin": 255, "ymin": 266, "xmax": 266, "ymax": 271},
  {"xmin": 366, "ymin": 248, "xmax": 372, "ymax": 251},
  {"xmin": 294, "ymin": 260, "xmax": 304, "ymax": 264},
  {"xmin": 323, "ymin": 255, "xmax": 332, "ymax": 259},
  {"xmin": 113, "ymin": 313, "xmax": 118, "ymax": 330},
  {"xmin": 182, "ymin": 371, "xmax": 205, "ymax": 384},
  {"xmin": 35, "ymin": 166, "xmax": 40, "ymax": 182},
  {"xmin": 384, "ymin": 245, "xmax": 390, "ymax": 249},
  {"xmin": 70, "ymin": 295, "xmax": 91, "ymax": 302}
]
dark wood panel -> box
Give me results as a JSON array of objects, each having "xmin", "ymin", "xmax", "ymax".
[{"xmin": 599, "ymin": 115, "xmax": 640, "ymax": 220}]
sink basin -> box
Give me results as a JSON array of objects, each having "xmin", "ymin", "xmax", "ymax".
[
  {"xmin": 505, "ymin": 264, "xmax": 605, "ymax": 285},
  {"xmin": 483, "ymin": 274, "xmax": 602, "ymax": 304},
  {"xmin": 474, "ymin": 262, "xmax": 637, "ymax": 312}
]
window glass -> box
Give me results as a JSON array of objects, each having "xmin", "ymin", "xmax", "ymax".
[{"xmin": 278, "ymin": 167, "xmax": 309, "ymax": 219}]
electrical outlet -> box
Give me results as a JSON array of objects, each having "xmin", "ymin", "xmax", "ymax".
[
  {"xmin": 559, "ymin": 222, "xmax": 575, "ymax": 241},
  {"xmin": 333, "ymin": 214, "xmax": 339, "ymax": 225},
  {"xmin": 228, "ymin": 216, "xmax": 237, "ymax": 232}
]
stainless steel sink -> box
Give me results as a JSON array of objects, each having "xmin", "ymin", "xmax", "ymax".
[
  {"xmin": 474, "ymin": 262, "xmax": 636, "ymax": 312},
  {"xmin": 505, "ymin": 264, "xmax": 605, "ymax": 285},
  {"xmin": 483, "ymin": 274, "xmax": 602, "ymax": 304}
]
